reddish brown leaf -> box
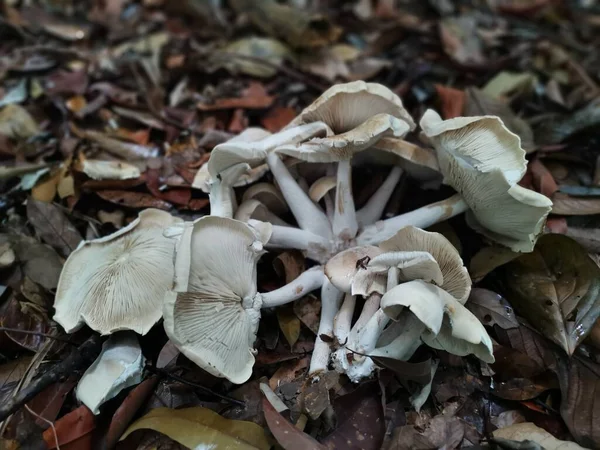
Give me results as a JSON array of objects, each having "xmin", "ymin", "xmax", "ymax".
[
  {"xmin": 115, "ymin": 128, "xmax": 151, "ymax": 145},
  {"xmin": 186, "ymin": 198, "xmax": 210, "ymax": 211},
  {"xmin": 103, "ymin": 376, "xmax": 160, "ymax": 450},
  {"xmin": 197, "ymin": 82, "xmax": 275, "ymax": 111},
  {"xmin": 45, "ymin": 70, "xmax": 88, "ymax": 96},
  {"xmin": 0, "ymin": 293, "xmax": 52, "ymax": 352},
  {"xmin": 145, "ymin": 169, "xmax": 192, "ymax": 206},
  {"xmin": 546, "ymin": 217, "xmax": 568, "ymax": 234},
  {"xmin": 268, "ymin": 356, "xmax": 309, "ymax": 390},
  {"xmin": 43, "ymin": 405, "xmax": 96, "ymax": 450},
  {"xmin": 96, "ymin": 190, "xmax": 172, "ymax": 210},
  {"xmin": 261, "ymin": 106, "xmax": 296, "ymax": 132},
  {"xmin": 434, "ymin": 85, "xmax": 465, "ymax": 119},
  {"xmin": 262, "ymin": 397, "xmax": 326, "ymax": 450},
  {"xmin": 27, "ymin": 379, "xmax": 77, "ymax": 428},
  {"xmin": 529, "ymin": 158, "xmax": 558, "ymax": 197},
  {"xmin": 81, "ymin": 176, "xmax": 147, "ymax": 191},
  {"xmin": 228, "ymin": 108, "xmax": 248, "ymax": 133}
]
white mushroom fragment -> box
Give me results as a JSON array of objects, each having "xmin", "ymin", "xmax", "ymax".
[
  {"xmin": 163, "ymin": 216, "xmax": 324, "ymax": 384},
  {"xmin": 76, "ymin": 332, "xmax": 145, "ymax": 414},
  {"xmin": 54, "ymin": 209, "xmax": 182, "ymax": 335}
]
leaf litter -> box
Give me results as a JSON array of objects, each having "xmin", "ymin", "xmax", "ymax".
[{"xmin": 1, "ymin": 0, "xmax": 600, "ymax": 449}]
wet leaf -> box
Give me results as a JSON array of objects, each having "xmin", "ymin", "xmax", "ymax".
[
  {"xmin": 121, "ymin": 407, "xmax": 272, "ymax": 450},
  {"xmin": 43, "ymin": 405, "xmax": 96, "ymax": 450},
  {"xmin": 470, "ymin": 246, "xmax": 520, "ymax": 282},
  {"xmin": 26, "ymin": 199, "xmax": 83, "ymax": 258},
  {"xmin": 492, "ymin": 422, "xmax": 586, "ymax": 449},
  {"xmin": 503, "ymin": 234, "xmax": 600, "ymax": 355},
  {"xmin": 262, "ymin": 397, "xmax": 326, "ymax": 450},
  {"xmin": 25, "ymin": 379, "xmax": 77, "ymax": 429},
  {"xmin": 467, "ymin": 288, "xmax": 519, "ymax": 330},
  {"xmin": 465, "ymin": 88, "xmax": 535, "ymax": 151},
  {"xmin": 96, "ymin": 190, "xmax": 172, "ymax": 210},
  {"xmin": 551, "ymin": 192, "xmax": 600, "ymax": 215},
  {"xmin": 277, "ymin": 306, "xmax": 300, "ymax": 348}
]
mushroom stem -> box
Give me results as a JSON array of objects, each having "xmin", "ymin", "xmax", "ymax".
[
  {"xmin": 260, "ymin": 266, "xmax": 325, "ymax": 308},
  {"xmin": 333, "ymin": 294, "xmax": 356, "ymax": 345},
  {"xmin": 267, "ymin": 153, "xmax": 332, "ymax": 239},
  {"xmin": 356, "ymin": 194, "xmax": 468, "ymax": 246},
  {"xmin": 208, "ymin": 163, "xmax": 249, "ymax": 218},
  {"xmin": 332, "ymin": 160, "xmax": 358, "ymax": 240},
  {"xmin": 309, "ymin": 278, "xmax": 343, "ymax": 375},
  {"xmin": 354, "ymin": 308, "xmax": 390, "ymax": 355},
  {"xmin": 324, "ymin": 192, "xmax": 334, "ymax": 222},
  {"xmin": 387, "ymin": 267, "xmax": 399, "ymax": 291},
  {"xmin": 356, "ymin": 166, "xmax": 403, "ymax": 227},
  {"xmin": 347, "ymin": 293, "xmax": 381, "ymax": 346},
  {"xmin": 260, "ymin": 223, "xmax": 330, "ymax": 262}
]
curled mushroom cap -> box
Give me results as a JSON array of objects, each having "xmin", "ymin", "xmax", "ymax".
[
  {"xmin": 54, "ymin": 209, "xmax": 182, "ymax": 335},
  {"xmin": 325, "ymin": 245, "xmax": 383, "ymax": 293},
  {"xmin": 381, "ymin": 280, "xmax": 494, "ymax": 363},
  {"xmin": 286, "ymin": 81, "xmax": 416, "ymax": 133},
  {"xmin": 163, "ymin": 216, "xmax": 271, "ymax": 384},
  {"xmin": 420, "ymin": 110, "xmax": 552, "ymax": 252},
  {"xmin": 379, "ymin": 226, "xmax": 471, "ymax": 303}
]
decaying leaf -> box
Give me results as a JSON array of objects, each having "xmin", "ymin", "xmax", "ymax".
[
  {"xmin": 42, "ymin": 405, "xmax": 96, "ymax": 450},
  {"xmin": 470, "ymin": 246, "xmax": 520, "ymax": 282},
  {"xmin": 483, "ymin": 71, "xmax": 538, "ymax": 99},
  {"xmin": 493, "ymin": 422, "xmax": 586, "ymax": 449},
  {"xmin": 503, "ymin": 234, "xmax": 600, "ymax": 355},
  {"xmin": 536, "ymin": 102, "xmax": 600, "ymax": 146},
  {"xmin": 96, "ymin": 190, "xmax": 172, "ymax": 210},
  {"xmin": 551, "ymin": 192, "xmax": 600, "ymax": 215},
  {"xmin": 439, "ymin": 15, "xmax": 485, "ymax": 67},
  {"xmin": 467, "ymin": 288, "xmax": 519, "ymax": 330},
  {"xmin": 0, "ymin": 104, "xmax": 40, "ymax": 139},
  {"xmin": 121, "ymin": 407, "xmax": 272, "ymax": 450}
]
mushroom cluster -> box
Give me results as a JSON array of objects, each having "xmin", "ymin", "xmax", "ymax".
[{"xmin": 53, "ymin": 81, "xmax": 552, "ymax": 410}]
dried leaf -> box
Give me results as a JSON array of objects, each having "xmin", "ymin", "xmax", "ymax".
[
  {"xmin": 470, "ymin": 246, "xmax": 520, "ymax": 282},
  {"xmin": 0, "ymin": 293, "xmax": 52, "ymax": 352},
  {"xmin": 262, "ymin": 397, "xmax": 326, "ymax": 450},
  {"xmin": 218, "ymin": 37, "xmax": 292, "ymax": 78},
  {"xmin": 439, "ymin": 15, "xmax": 485, "ymax": 67},
  {"xmin": 551, "ymin": 192, "xmax": 600, "ymax": 215},
  {"xmin": 293, "ymin": 295, "xmax": 320, "ymax": 335},
  {"xmin": 483, "ymin": 71, "xmax": 538, "ymax": 99},
  {"xmin": 121, "ymin": 407, "xmax": 272, "ymax": 450},
  {"xmin": 25, "ymin": 379, "xmax": 77, "ymax": 429},
  {"xmin": 261, "ymin": 106, "xmax": 296, "ymax": 132},
  {"xmin": 529, "ymin": 158, "xmax": 558, "ymax": 198},
  {"xmin": 465, "ymin": 87, "xmax": 535, "ymax": 151},
  {"xmin": 197, "ymin": 82, "xmax": 275, "ymax": 111},
  {"xmin": 0, "ymin": 356, "xmax": 34, "ymax": 388},
  {"xmin": 277, "ymin": 306, "xmax": 300, "ymax": 348},
  {"xmin": 370, "ymin": 357, "xmax": 434, "ymax": 385},
  {"xmin": 9, "ymin": 235, "xmax": 63, "ymax": 290},
  {"xmin": 536, "ymin": 102, "xmax": 600, "ymax": 146},
  {"xmin": 43, "ymin": 405, "xmax": 96, "ymax": 450},
  {"xmin": 26, "ymin": 199, "xmax": 83, "ymax": 258},
  {"xmin": 434, "ymin": 84, "xmax": 465, "ymax": 119},
  {"xmin": 503, "ymin": 234, "xmax": 600, "ymax": 354},
  {"xmin": 96, "ymin": 190, "xmax": 172, "ymax": 210},
  {"xmin": 467, "ymin": 288, "xmax": 519, "ymax": 330},
  {"xmin": 492, "ymin": 422, "xmax": 586, "ymax": 449},
  {"xmin": 387, "ymin": 425, "xmax": 436, "ymax": 450},
  {"xmin": 0, "ymin": 105, "xmax": 40, "ymax": 139}
]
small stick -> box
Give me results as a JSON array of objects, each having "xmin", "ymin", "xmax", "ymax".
[
  {"xmin": 0, "ymin": 335, "xmax": 102, "ymax": 422},
  {"xmin": 145, "ymin": 366, "xmax": 245, "ymax": 407}
]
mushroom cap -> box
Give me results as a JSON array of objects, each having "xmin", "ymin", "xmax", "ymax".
[
  {"xmin": 286, "ymin": 81, "xmax": 416, "ymax": 133},
  {"xmin": 379, "ymin": 226, "xmax": 471, "ymax": 303},
  {"xmin": 76, "ymin": 332, "xmax": 145, "ymax": 414},
  {"xmin": 308, "ymin": 175, "xmax": 337, "ymax": 202},
  {"xmin": 54, "ymin": 209, "xmax": 182, "ymax": 335},
  {"xmin": 276, "ymin": 113, "xmax": 411, "ymax": 162},
  {"xmin": 420, "ymin": 109, "xmax": 552, "ymax": 252},
  {"xmin": 380, "ymin": 280, "xmax": 494, "ymax": 362},
  {"xmin": 192, "ymin": 162, "xmax": 270, "ymax": 193},
  {"xmin": 325, "ymin": 245, "xmax": 383, "ymax": 292},
  {"xmin": 234, "ymin": 199, "xmax": 290, "ymax": 227},
  {"xmin": 163, "ymin": 216, "xmax": 269, "ymax": 384},
  {"xmin": 241, "ymin": 182, "xmax": 288, "ymax": 215},
  {"xmin": 370, "ymin": 137, "xmax": 441, "ymax": 181}
]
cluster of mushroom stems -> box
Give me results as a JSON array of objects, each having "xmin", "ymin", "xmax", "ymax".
[{"xmin": 52, "ymin": 81, "xmax": 553, "ymax": 413}]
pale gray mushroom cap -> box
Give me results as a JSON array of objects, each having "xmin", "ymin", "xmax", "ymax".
[
  {"xmin": 163, "ymin": 216, "xmax": 272, "ymax": 384},
  {"xmin": 54, "ymin": 209, "xmax": 182, "ymax": 335},
  {"xmin": 286, "ymin": 81, "xmax": 416, "ymax": 133},
  {"xmin": 420, "ymin": 109, "xmax": 553, "ymax": 252}
]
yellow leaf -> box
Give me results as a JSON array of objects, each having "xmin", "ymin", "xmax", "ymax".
[
  {"xmin": 120, "ymin": 407, "xmax": 272, "ymax": 450},
  {"xmin": 277, "ymin": 305, "xmax": 300, "ymax": 347}
]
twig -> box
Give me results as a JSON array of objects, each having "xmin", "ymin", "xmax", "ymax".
[
  {"xmin": 145, "ymin": 365, "xmax": 245, "ymax": 407},
  {"xmin": 0, "ymin": 335, "xmax": 102, "ymax": 422},
  {"xmin": 25, "ymin": 405, "xmax": 60, "ymax": 450},
  {"xmin": 0, "ymin": 327, "xmax": 77, "ymax": 346}
]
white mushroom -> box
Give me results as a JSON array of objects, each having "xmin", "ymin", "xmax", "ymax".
[
  {"xmin": 54, "ymin": 209, "xmax": 182, "ymax": 335},
  {"xmin": 76, "ymin": 332, "xmax": 145, "ymax": 414},
  {"xmin": 163, "ymin": 216, "xmax": 324, "ymax": 384}
]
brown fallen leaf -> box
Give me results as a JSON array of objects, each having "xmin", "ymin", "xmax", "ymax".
[
  {"xmin": 45, "ymin": 70, "xmax": 88, "ymax": 96},
  {"xmin": 529, "ymin": 158, "xmax": 559, "ymax": 198},
  {"xmin": 277, "ymin": 306, "xmax": 300, "ymax": 348},
  {"xmin": 551, "ymin": 192, "xmax": 600, "ymax": 215},
  {"xmin": 439, "ymin": 15, "xmax": 486, "ymax": 68},
  {"xmin": 386, "ymin": 425, "xmax": 436, "ymax": 450},
  {"xmin": 9, "ymin": 235, "xmax": 63, "ymax": 290},
  {"xmin": 261, "ymin": 106, "xmax": 296, "ymax": 132},
  {"xmin": 26, "ymin": 199, "xmax": 83, "ymax": 258},
  {"xmin": 467, "ymin": 288, "xmax": 519, "ymax": 330},
  {"xmin": 197, "ymin": 82, "xmax": 275, "ymax": 111},
  {"xmin": 262, "ymin": 397, "xmax": 326, "ymax": 450},
  {"xmin": 0, "ymin": 104, "xmax": 40, "ymax": 139},
  {"xmin": 469, "ymin": 246, "xmax": 520, "ymax": 282},
  {"xmin": 503, "ymin": 234, "xmax": 600, "ymax": 355},
  {"xmin": 25, "ymin": 378, "xmax": 77, "ymax": 429},
  {"xmin": 492, "ymin": 422, "xmax": 586, "ymax": 449},
  {"xmin": 434, "ymin": 85, "xmax": 465, "ymax": 119},
  {"xmin": 96, "ymin": 190, "xmax": 172, "ymax": 210},
  {"xmin": 43, "ymin": 405, "xmax": 96, "ymax": 450},
  {"xmin": 268, "ymin": 356, "xmax": 309, "ymax": 391},
  {"xmin": 145, "ymin": 168, "xmax": 192, "ymax": 206},
  {"xmin": 0, "ymin": 292, "xmax": 52, "ymax": 352},
  {"xmin": 293, "ymin": 295, "xmax": 320, "ymax": 335}
]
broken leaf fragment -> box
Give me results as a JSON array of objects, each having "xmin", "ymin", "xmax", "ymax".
[
  {"xmin": 54, "ymin": 209, "xmax": 182, "ymax": 335},
  {"xmin": 503, "ymin": 234, "xmax": 600, "ymax": 355},
  {"xmin": 0, "ymin": 104, "xmax": 40, "ymax": 139},
  {"xmin": 76, "ymin": 332, "xmax": 145, "ymax": 414}
]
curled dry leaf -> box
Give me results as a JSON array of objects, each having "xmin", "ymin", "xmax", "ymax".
[
  {"xmin": 42, "ymin": 405, "xmax": 96, "ymax": 450},
  {"xmin": 503, "ymin": 234, "xmax": 600, "ymax": 355},
  {"xmin": 121, "ymin": 407, "xmax": 272, "ymax": 450}
]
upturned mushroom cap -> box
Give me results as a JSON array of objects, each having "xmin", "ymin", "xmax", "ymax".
[
  {"xmin": 163, "ymin": 216, "xmax": 271, "ymax": 384},
  {"xmin": 275, "ymin": 113, "xmax": 411, "ymax": 162},
  {"xmin": 325, "ymin": 245, "xmax": 383, "ymax": 293},
  {"xmin": 380, "ymin": 280, "xmax": 494, "ymax": 363},
  {"xmin": 369, "ymin": 137, "xmax": 441, "ymax": 181},
  {"xmin": 76, "ymin": 332, "xmax": 145, "ymax": 414},
  {"xmin": 420, "ymin": 109, "xmax": 553, "ymax": 252},
  {"xmin": 54, "ymin": 209, "xmax": 182, "ymax": 335},
  {"xmin": 379, "ymin": 226, "xmax": 471, "ymax": 303},
  {"xmin": 309, "ymin": 175, "xmax": 336, "ymax": 202},
  {"xmin": 192, "ymin": 162, "xmax": 269, "ymax": 193},
  {"xmin": 286, "ymin": 81, "xmax": 416, "ymax": 133}
]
